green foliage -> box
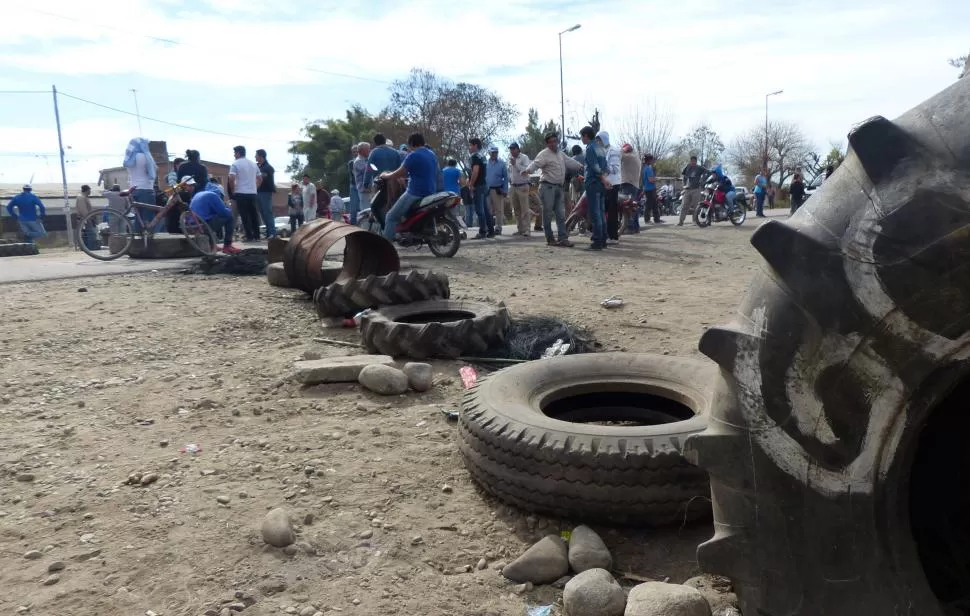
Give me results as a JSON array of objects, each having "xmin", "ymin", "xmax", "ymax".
[
  {"xmin": 517, "ymin": 108, "xmax": 560, "ymax": 158},
  {"xmin": 288, "ymin": 105, "xmax": 382, "ymax": 190}
]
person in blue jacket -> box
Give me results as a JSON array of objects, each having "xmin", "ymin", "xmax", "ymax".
[
  {"xmin": 182, "ymin": 176, "xmax": 240, "ymax": 254},
  {"xmin": 6, "ymin": 184, "xmax": 48, "ymax": 244}
]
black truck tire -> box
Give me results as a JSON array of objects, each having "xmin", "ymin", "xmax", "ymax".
[
  {"xmin": 313, "ymin": 270, "xmax": 450, "ymax": 318},
  {"xmin": 359, "ymin": 299, "xmax": 509, "ymax": 359},
  {"xmin": 459, "ymin": 353, "xmax": 713, "ymax": 525},
  {"xmin": 684, "ymin": 77, "xmax": 970, "ymax": 616}
]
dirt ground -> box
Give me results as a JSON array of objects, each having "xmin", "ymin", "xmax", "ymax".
[{"xmin": 0, "ymin": 220, "xmax": 764, "ymax": 616}]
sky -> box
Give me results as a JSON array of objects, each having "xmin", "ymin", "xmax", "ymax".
[{"xmin": 0, "ymin": 0, "xmax": 967, "ymax": 186}]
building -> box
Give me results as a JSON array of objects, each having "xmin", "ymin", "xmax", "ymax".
[{"xmin": 98, "ymin": 141, "xmax": 288, "ymax": 215}]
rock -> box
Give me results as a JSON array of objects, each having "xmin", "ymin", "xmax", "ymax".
[
  {"xmin": 568, "ymin": 525, "xmax": 613, "ymax": 573},
  {"xmin": 17, "ymin": 473, "xmax": 35, "ymax": 482},
  {"xmin": 140, "ymin": 473, "xmax": 159, "ymax": 486},
  {"xmin": 552, "ymin": 575, "xmax": 573, "ymax": 589},
  {"xmin": 261, "ymin": 508, "xmax": 296, "ymax": 547},
  {"xmin": 441, "ymin": 484, "xmax": 453, "ymax": 493},
  {"xmin": 712, "ymin": 608, "xmax": 741, "ymax": 616},
  {"xmin": 48, "ymin": 561, "xmax": 66, "ymax": 572},
  {"xmin": 303, "ymin": 513, "xmax": 314, "ymax": 526},
  {"xmin": 256, "ymin": 578, "xmax": 287, "ymax": 595},
  {"xmin": 24, "ymin": 550, "xmax": 42, "ymax": 560},
  {"xmin": 359, "ymin": 530, "xmax": 374, "ymax": 539},
  {"xmin": 293, "ymin": 355, "xmax": 395, "ymax": 385},
  {"xmin": 501, "ymin": 535, "xmax": 569, "ymax": 585},
  {"xmin": 682, "ymin": 576, "xmax": 738, "ymax": 613},
  {"xmin": 43, "ymin": 574, "xmax": 60, "ymax": 586},
  {"xmin": 477, "ymin": 558, "xmax": 487, "ymax": 570},
  {"xmin": 357, "ymin": 364, "xmax": 409, "ymax": 396},
  {"xmin": 624, "ymin": 582, "xmax": 711, "ymax": 616},
  {"xmin": 402, "ymin": 362, "xmax": 433, "ymax": 392},
  {"xmin": 512, "ymin": 582, "xmax": 533, "ymax": 595},
  {"xmin": 299, "ymin": 608, "xmax": 316, "ymax": 616},
  {"xmin": 216, "ymin": 495, "xmax": 231, "ymax": 505},
  {"xmin": 282, "ymin": 545, "xmax": 298, "ymax": 556},
  {"xmin": 564, "ymin": 569, "xmax": 627, "ymax": 616}
]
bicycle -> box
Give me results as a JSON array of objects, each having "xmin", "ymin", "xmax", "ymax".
[{"xmin": 77, "ymin": 181, "xmax": 219, "ymax": 261}]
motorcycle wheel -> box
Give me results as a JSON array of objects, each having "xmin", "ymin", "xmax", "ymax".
[
  {"xmin": 565, "ymin": 213, "xmax": 581, "ymax": 236},
  {"xmin": 729, "ymin": 205, "xmax": 746, "ymax": 226},
  {"xmin": 693, "ymin": 204, "xmax": 712, "ymax": 228},
  {"xmin": 428, "ymin": 215, "xmax": 461, "ymax": 258}
]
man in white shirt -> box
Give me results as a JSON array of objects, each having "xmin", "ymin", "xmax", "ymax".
[
  {"xmin": 506, "ymin": 142, "xmax": 532, "ymax": 236},
  {"xmin": 227, "ymin": 145, "xmax": 263, "ymax": 242},
  {"xmin": 522, "ymin": 132, "xmax": 584, "ymax": 247},
  {"xmin": 596, "ymin": 131, "xmax": 622, "ymax": 241},
  {"xmin": 301, "ymin": 175, "xmax": 317, "ymax": 222}
]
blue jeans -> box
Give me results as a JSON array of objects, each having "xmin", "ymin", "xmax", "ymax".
[
  {"xmin": 755, "ymin": 191, "xmax": 766, "ymax": 216},
  {"xmin": 132, "ymin": 188, "xmax": 160, "ymax": 233},
  {"xmin": 256, "ymin": 192, "xmax": 276, "ymax": 238},
  {"xmin": 348, "ymin": 185, "xmax": 360, "ymax": 225},
  {"xmin": 208, "ymin": 215, "xmax": 234, "ymax": 246},
  {"xmin": 382, "ymin": 192, "xmax": 421, "ymax": 241},
  {"xmin": 19, "ymin": 219, "xmax": 47, "ymax": 243},
  {"xmin": 471, "ymin": 187, "xmax": 493, "ymax": 235},
  {"xmin": 585, "ymin": 183, "xmax": 606, "ymax": 247}
]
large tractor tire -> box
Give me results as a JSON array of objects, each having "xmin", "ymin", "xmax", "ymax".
[
  {"xmin": 313, "ymin": 270, "xmax": 450, "ymax": 318},
  {"xmin": 684, "ymin": 77, "xmax": 970, "ymax": 615},
  {"xmin": 359, "ymin": 299, "xmax": 510, "ymax": 359},
  {"xmin": 459, "ymin": 353, "xmax": 713, "ymax": 525}
]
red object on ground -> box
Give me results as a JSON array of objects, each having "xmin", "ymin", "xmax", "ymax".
[{"xmin": 460, "ymin": 366, "xmax": 478, "ymax": 389}]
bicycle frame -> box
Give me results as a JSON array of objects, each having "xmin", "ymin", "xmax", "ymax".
[{"xmin": 126, "ymin": 190, "xmax": 184, "ymax": 240}]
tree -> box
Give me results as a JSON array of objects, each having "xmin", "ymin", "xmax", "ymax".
[
  {"xmin": 728, "ymin": 120, "xmax": 814, "ymax": 187},
  {"xmin": 287, "ymin": 105, "xmax": 381, "ymax": 190},
  {"xmin": 383, "ymin": 68, "xmax": 518, "ymax": 162},
  {"xmin": 518, "ymin": 108, "xmax": 560, "ymax": 158},
  {"xmin": 806, "ymin": 142, "xmax": 847, "ymax": 182},
  {"xmin": 614, "ymin": 100, "xmax": 676, "ymax": 159},
  {"xmin": 949, "ymin": 52, "xmax": 969, "ymax": 79},
  {"xmin": 673, "ymin": 123, "xmax": 726, "ymax": 169}
]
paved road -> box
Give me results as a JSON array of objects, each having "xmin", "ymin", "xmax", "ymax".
[{"xmin": 0, "ymin": 252, "xmax": 196, "ymax": 285}]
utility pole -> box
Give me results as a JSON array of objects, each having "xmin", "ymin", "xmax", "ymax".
[
  {"xmin": 764, "ymin": 90, "xmax": 783, "ymax": 178},
  {"xmin": 52, "ymin": 85, "xmax": 75, "ymax": 250},
  {"xmin": 131, "ymin": 89, "xmax": 143, "ymax": 137},
  {"xmin": 558, "ymin": 24, "xmax": 581, "ymax": 148}
]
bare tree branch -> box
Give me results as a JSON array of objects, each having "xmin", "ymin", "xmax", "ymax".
[
  {"xmin": 728, "ymin": 120, "xmax": 814, "ymax": 186},
  {"xmin": 613, "ymin": 100, "xmax": 676, "ymax": 158}
]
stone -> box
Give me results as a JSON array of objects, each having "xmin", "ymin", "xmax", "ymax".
[
  {"xmin": 266, "ymin": 262, "xmax": 291, "ymax": 287},
  {"xmin": 712, "ymin": 608, "xmax": 741, "ymax": 616},
  {"xmin": 256, "ymin": 578, "xmax": 287, "ymax": 595},
  {"xmin": 261, "ymin": 508, "xmax": 296, "ymax": 548},
  {"xmin": 140, "ymin": 473, "xmax": 159, "ymax": 486},
  {"xmin": 43, "ymin": 574, "xmax": 60, "ymax": 586},
  {"xmin": 216, "ymin": 495, "xmax": 231, "ymax": 505},
  {"xmin": 282, "ymin": 545, "xmax": 298, "ymax": 556},
  {"xmin": 17, "ymin": 473, "xmax": 35, "ymax": 482},
  {"xmin": 299, "ymin": 608, "xmax": 316, "ymax": 616},
  {"xmin": 681, "ymin": 577, "xmax": 738, "ymax": 613},
  {"xmin": 48, "ymin": 561, "xmax": 66, "ymax": 572},
  {"xmin": 357, "ymin": 364, "xmax": 409, "ymax": 396},
  {"xmin": 441, "ymin": 484, "xmax": 453, "ymax": 493},
  {"xmin": 564, "ymin": 568, "xmax": 626, "ymax": 616},
  {"xmin": 512, "ymin": 582, "xmax": 533, "ymax": 595},
  {"xmin": 359, "ymin": 530, "xmax": 373, "ymax": 539},
  {"xmin": 292, "ymin": 355, "xmax": 394, "ymax": 385},
  {"xmin": 24, "ymin": 550, "xmax": 42, "ymax": 560},
  {"xmin": 625, "ymin": 582, "xmax": 711, "ymax": 616},
  {"xmin": 568, "ymin": 525, "xmax": 613, "ymax": 573},
  {"xmin": 501, "ymin": 535, "xmax": 569, "ymax": 585},
  {"xmin": 476, "ymin": 558, "xmax": 487, "ymax": 570},
  {"xmin": 402, "ymin": 362, "xmax": 433, "ymax": 392}
]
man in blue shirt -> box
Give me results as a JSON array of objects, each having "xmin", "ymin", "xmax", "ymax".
[
  {"xmin": 753, "ymin": 170, "xmax": 768, "ymax": 217},
  {"xmin": 580, "ymin": 126, "xmax": 612, "ymax": 250},
  {"xmin": 367, "ymin": 133, "xmax": 401, "ymax": 176},
  {"xmin": 378, "ymin": 133, "xmax": 438, "ymax": 242},
  {"xmin": 641, "ymin": 154, "xmax": 660, "ymax": 224},
  {"xmin": 485, "ymin": 146, "xmax": 509, "ymax": 235},
  {"xmin": 442, "ymin": 158, "xmax": 462, "ymax": 194},
  {"xmin": 5, "ymin": 184, "xmax": 48, "ymax": 244},
  {"xmin": 183, "ymin": 176, "xmax": 240, "ymax": 254}
]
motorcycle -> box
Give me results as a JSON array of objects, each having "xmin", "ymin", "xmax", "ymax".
[
  {"xmin": 356, "ymin": 165, "xmax": 464, "ymax": 257},
  {"xmin": 564, "ymin": 180, "xmax": 640, "ymax": 236},
  {"xmin": 693, "ymin": 180, "xmax": 746, "ymax": 227}
]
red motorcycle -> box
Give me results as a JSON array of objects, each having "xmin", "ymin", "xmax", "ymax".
[
  {"xmin": 357, "ymin": 168, "xmax": 463, "ymax": 257},
  {"xmin": 693, "ymin": 178, "xmax": 746, "ymax": 227}
]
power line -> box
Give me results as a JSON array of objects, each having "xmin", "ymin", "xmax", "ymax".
[
  {"xmin": 27, "ymin": 7, "xmax": 392, "ymax": 86},
  {"xmin": 56, "ymin": 90, "xmax": 294, "ymax": 145}
]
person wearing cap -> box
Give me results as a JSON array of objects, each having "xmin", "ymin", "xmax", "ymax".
[
  {"xmin": 506, "ymin": 143, "xmax": 532, "ymax": 236},
  {"xmin": 485, "ymin": 145, "xmax": 509, "ymax": 235},
  {"xmin": 329, "ymin": 189, "xmax": 345, "ymax": 221},
  {"xmin": 182, "ymin": 176, "xmax": 240, "ymax": 254},
  {"xmin": 6, "ymin": 184, "xmax": 48, "ymax": 245},
  {"xmin": 228, "ymin": 145, "xmax": 263, "ymax": 242},
  {"xmin": 255, "ymin": 149, "xmax": 278, "ymax": 239},
  {"xmin": 641, "ymin": 153, "xmax": 661, "ymax": 225},
  {"xmin": 522, "ymin": 132, "xmax": 584, "ymax": 248}
]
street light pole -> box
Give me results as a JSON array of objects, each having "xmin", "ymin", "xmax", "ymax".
[
  {"xmin": 764, "ymin": 90, "xmax": 783, "ymax": 177},
  {"xmin": 558, "ymin": 24, "xmax": 581, "ymax": 148}
]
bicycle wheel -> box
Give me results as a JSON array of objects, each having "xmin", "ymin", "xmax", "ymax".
[
  {"xmin": 179, "ymin": 211, "xmax": 219, "ymax": 256},
  {"xmin": 79, "ymin": 210, "xmax": 133, "ymax": 261}
]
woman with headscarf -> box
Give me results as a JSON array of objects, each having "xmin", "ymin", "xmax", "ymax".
[{"xmin": 123, "ymin": 137, "xmax": 159, "ymax": 232}]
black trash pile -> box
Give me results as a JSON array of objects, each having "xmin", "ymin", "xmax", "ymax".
[
  {"xmin": 484, "ymin": 315, "xmax": 599, "ymax": 361},
  {"xmin": 182, "ymin": 249, "xmax": 269, "ymax": 276}
]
